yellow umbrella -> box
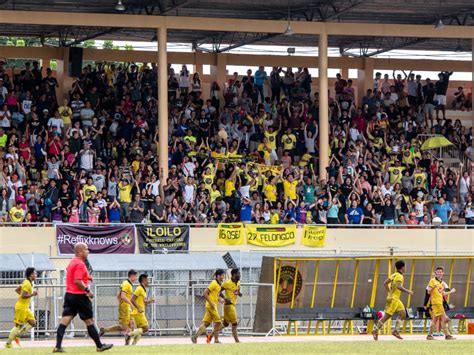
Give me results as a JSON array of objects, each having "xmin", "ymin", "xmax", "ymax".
[{"xmin": 420, "ymin": 136, "xmax": 453, "ymax": 151}]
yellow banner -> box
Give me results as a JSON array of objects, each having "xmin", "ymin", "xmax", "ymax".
[
  {"xmin": 302, "ymin": 225, "xmax": 326, "ymax": 247},
  {"xmin": 217, "ymin": 223, "xmax": 245, "ymax": 245},
  {"xmin": 248, "ymin": 162, "xmax": 283, "ymax": 175},
  {"xmin": 246, "ymin": 224, "xmax": 296, "ymax": 247}
]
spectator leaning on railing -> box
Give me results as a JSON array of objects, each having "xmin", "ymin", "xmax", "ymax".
[{"xmin": 0, "ymin": 58, "xmax": 471, "ymax": 226}]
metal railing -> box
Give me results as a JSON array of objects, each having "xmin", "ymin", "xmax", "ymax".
[{"xmin": 0, "ymin": 222, "xmax": 471, "ymax": 228}]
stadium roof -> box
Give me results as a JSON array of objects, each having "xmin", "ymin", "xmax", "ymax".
[
  {"xmin": 0, "ymin": 253, "xmax": 55, "ymax": 272},
  {"xmin": 88, "ymin": 253, "xmax": 229, "ymax": 272},
  {"xmin": 0, "ymin": 0, "xmax": 473, "ymax": 54}
]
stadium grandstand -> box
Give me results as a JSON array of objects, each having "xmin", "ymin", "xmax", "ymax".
[{"xmin": 0, "ymin": 0, "xmax": 473, "ymax": 353}]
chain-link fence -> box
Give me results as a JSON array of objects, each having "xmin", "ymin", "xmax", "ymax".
[
  {"xmin": 190, "ymin": 282, "xmax": 274, "ymax": 335},
  {"xmin": 94, "ymin": 283, "xmax": 191, "ymax": 336},
  {"xmin": 0, "ymin": 281, "xmax": 274, "ymax": 339}
]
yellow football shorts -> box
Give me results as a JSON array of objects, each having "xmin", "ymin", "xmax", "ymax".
[
  {"xmin": 14, "ymin": 307, "xmax": 35, "ymax": 325},
  {"xmin": 431, "ymin": 304, "xmax": 445, "ymax": 318},
  {"xmin": 203, "ymin": 307, "xmax": 221, "ymax": 324},
  {"xmin": 118, "ymin": 303, "xmax": 132, "ymax": 324},
  {"xmin": 132, "ymin": 312, "xmax": 149, "ymax": 328},
  {"xmin": 384, "ymin": 298, "xmax": 405, "ymax": 316},
  {"xmin": 223, "ymin": 304, "xmax": 238, "ymax": 325}
]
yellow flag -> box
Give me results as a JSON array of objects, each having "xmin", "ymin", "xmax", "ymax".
[
  {"xmin": 302, "ymin": 225, "xmax": 326, "ymax": 247},
  {"xmin": 246, "ymin": 224, "xmax": 296, "ymax": 247},
  {"xmin": 217, "ymin": 223, "xmax": 245, "ymax": 245}
]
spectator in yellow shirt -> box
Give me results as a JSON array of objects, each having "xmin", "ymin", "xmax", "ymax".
[
  {"xmin": 118, "ymin": 178, "xmax": 134, "ymax": 222},
  {"xmin": 263, "ymin": 119, "xmax": 281, "ymax": 164},
  {"xmin": 283, "ymin": 173, "xmax": 299, "ymax": 201},
  {"xmin": 281, "ymin": 128, "xmax": 296, "ymax": 153},
  {"xmin": 58, "ymin": 99, "xmax": 73, "ymax": 128},
  {"xmin": 9, "ymin": 201, "xmax": 25, "ymax": 223}
]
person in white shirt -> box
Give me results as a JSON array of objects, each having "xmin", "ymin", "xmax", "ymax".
[
  {"xmin": 182, "ymin": 156, "xmax": 195, "ymax": 177},
  {"xmin": 47, "ymin": 110, "xmax": 65, "ymax": 134},
  {"xmin": 147, "ymin": 175, "xmax": 161, "ymax": 197},
  {"xmin": 380, "ymin": 182, "xmax": 394, "ymax": 197},
  {"xmin": 183, "ymin": 177, "xmax": 195, "ymax": 204},
  {"xmin": 67, "ymin": 121, "xmax": 84, "ymax": 138},
  {"xmin": 0, "ymin": 78, "xmax": 8, "ymax": 101},
  {"xmin": 91, "ymin": 168, "xmax": 106, "ymax": 192},
  {"xmin": 79, "ymin": 143, "xmax": 95, "ymax": 172},
  {"xmin": 80, "ymin": 101, "xmax": 95, "ymax": 129},
  {"xmin": 239, "ymin": 179, "xmax": 251, "ymax": 200},
  {"xmin": 179, "ymin": 65, "xmax": 190, "ymax": 94},
  {"xmin": 21, "ymin": 91, "xmax": 32, "ymax": 118},
  {"xmin": 459, "ymin": 171, "xmax": 471, "ymax": 205},
  {"xmin": 0, "ymin": 105, "xmax": 11, "ymax": 128}
]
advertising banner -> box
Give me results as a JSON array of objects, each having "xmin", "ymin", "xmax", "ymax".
[
  {"xmin": 56, "ymin": 225, "xmax": 135, "ymax": 255},
  {"xmin": 137, "ymin": 224, "xmax": 190, "ymax": 253},
  {"xmin": 246, "ymin": 224, "xmax": 296, "ymax": 247}
]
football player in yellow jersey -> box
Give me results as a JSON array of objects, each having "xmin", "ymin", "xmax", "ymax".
[
  {"xmin": 426, "ymin": 266, "xmax": 455, "ymax": 340},
  {"xmin": 5, "ymin": 268, "xmax": 37, "ymax": 348},
  {"xmin": 219, "ymin": 269, "xmax": 242, "ymax": 343},
  {"xmin": 100, "ymin": 270, "xmax": 138, "ymax": 345},
  {"xmin": 372, "ymin": 260, "xmax": 413, "ymax": 341},
  {"xmin": 128, "ymin": 274, "xmax": 155, "ymax": 345},
  {"xmin": 191, "ymin": 269, "xmax": 226, "ymax": 344}
]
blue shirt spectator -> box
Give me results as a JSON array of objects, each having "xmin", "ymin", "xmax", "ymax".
[
  {"xmin": 240, "ymin": 201, "xmax": 252, "ymax": 222},
  {"xmin": 254, "ymin": 67, "xmax": 267, "ymax": 86},
  {"xmin": 433, "ymin": 198, "xmax": 452, "ymax": 224},
  {"xmin": 346, "ymin": 202, "xmax": 364, "ymax": 224}
]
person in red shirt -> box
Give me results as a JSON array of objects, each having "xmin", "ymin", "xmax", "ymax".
[
  {"xmin": 47, "ymin": 132, "xmax": 63, "ymax": 156},
  {"xmin": 53, "ymin": 243, "xmax": 112, "ymax": 353},
  {"xmin": 406, "ymin": 212, "xmax": 420, "ymax": 228}
]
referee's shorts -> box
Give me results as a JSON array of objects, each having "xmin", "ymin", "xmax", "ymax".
[{"xmin": 62, "ymin": 293, "xmax": 94, "ymax": 320}]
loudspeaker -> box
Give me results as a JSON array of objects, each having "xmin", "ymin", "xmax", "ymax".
[{"xmin": 68, "ymin": 47, "xmax": 83, "ymax": 77}]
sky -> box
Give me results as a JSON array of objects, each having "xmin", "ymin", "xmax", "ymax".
[{"xmin": 95, "ymin": 40, "xmax": 473, "ymax": 81}]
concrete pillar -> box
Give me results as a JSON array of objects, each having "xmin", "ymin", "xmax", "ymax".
[
  {"xmin": 41, "ymin": 57, "xmax": 51, "ymax": 77},
  {"xmin": 318, "ymin": 30, "xmax": 329, "ymax": 179},
  {"xmin": 357, "ymin": 57, "xmax": 374, "ymax": 104},
  {"xmin": 158, "ymin": 27, "xmax": 169, "ymax": 181},
  {"xmin": 210, "ymin": 53, "xmax": 227, "ymax": 108},
  {"xmin": 55, "ymin": 47, "xmax": 69, "ymax": 104},
  {"xmin": 193, "ymin": 49, "xmax": 203, "ymax": 75},
  {"xmin": 340, "ymin": 67, "xmax": 349, "ymax": 80}
]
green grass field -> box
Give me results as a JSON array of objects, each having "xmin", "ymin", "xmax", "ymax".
[{"xmin": 5, "ymin": 341, "xmax": 474, "ymax": 354}]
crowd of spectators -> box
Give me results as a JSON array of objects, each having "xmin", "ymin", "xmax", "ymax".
[{"xmin": 0, "ymin": 59, "xmax": 472, "ymax": 227}]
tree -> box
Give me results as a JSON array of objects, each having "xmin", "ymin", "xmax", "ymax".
[
  {"xmin": 103, "ymin": 40, "xmax": 114, "ymax": 50},
  {"xmin": 80, "ymin": 40, "xmax": 96, "ymax": 49},
  {"xmin": 124, "ymin": 44, "xmax": 134, "ymax": 51}
]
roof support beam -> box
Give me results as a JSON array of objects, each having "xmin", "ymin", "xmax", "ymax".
[
  {"xmin": 1, "ymin": 45, "xmax": 471, "ymax": 72},
  {"xmin": 214, "ymin": 33, "xmax": 280, "ymax": 53},
  {"xmin": 64, "ymin": 28, "xmax": 120, "ymax": 47},
  {"xmin": 340, "ymin": 37, "xmax": 429, "ymax": 57},
  {"xmin": 0, "ymin": 10, "xmax": 473, "ymax": 38}
]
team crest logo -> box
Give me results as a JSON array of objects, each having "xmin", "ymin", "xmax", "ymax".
[
  {"xmin": 120, "ymin": 233, "xmax": 132, "ymax": 245},
  {"xmin": 277, "ymin": 266, "xmax": 302, "ymax": 304}
]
